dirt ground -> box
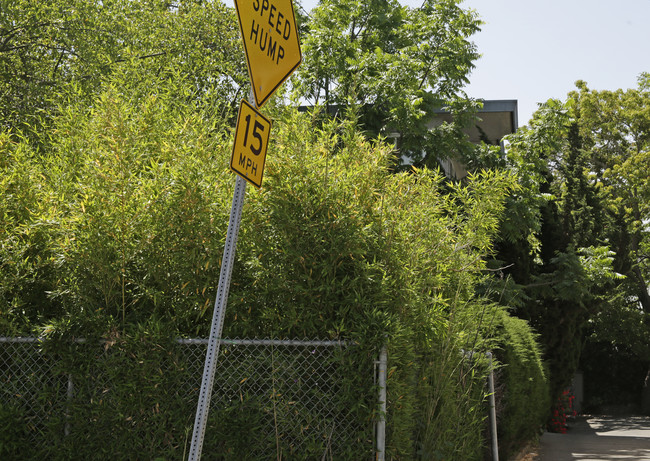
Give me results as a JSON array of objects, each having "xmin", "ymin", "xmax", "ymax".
[{"xmin": 509, "ymin": 441, "xmax": 540, "ymax": 461}]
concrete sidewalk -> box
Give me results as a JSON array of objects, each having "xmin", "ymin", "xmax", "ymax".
[{"xmin": 538, "ymin": 415, "xmax": 650, "ymax": 460}]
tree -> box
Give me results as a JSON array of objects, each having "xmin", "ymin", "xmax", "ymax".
[
  {"xmin": 570, "ymin": 78, "xmax": 650, "ymax": 411},
  {"xmin": 293, "ymin": 0, "xmax": 482, "ymax": 169},
  {"xmin": 478, "ymin": 76, "xmax": 650, "ymax": 409},
  {"xmin": 0, "ymin": 0, "xmax": 248, "ymax": 332},
  {"xmin": 571, "ymin": 79, "xmax": 650, "ymax": 313},
  {"xmin": 0, "ymin": 0, "xmax": 247, "ymax": 139},
  {"xmin": 498, "ymin": 101, "xmax": 616, "ymax": 399}
]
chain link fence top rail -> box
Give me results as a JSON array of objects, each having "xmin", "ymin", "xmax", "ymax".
[{"xmin": 0, "ymin": 337, "xmax": 376, "ymax": 460}]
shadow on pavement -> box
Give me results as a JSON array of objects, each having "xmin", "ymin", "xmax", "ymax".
[
  {"xmin": 538, "ymin": 415, "xmax": 650, "ymax": 461},
  {"xmin": 586, "ymin": 415, "xmax": 650, "ymax": 435}
]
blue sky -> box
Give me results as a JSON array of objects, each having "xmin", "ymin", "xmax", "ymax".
[
  {"xmin": 458, "ymin": 0, "xmax": 650, "ymax": 126},
  {"xmin": 230, "ymin": 0, "xmax": 650, "ymax": 126}
]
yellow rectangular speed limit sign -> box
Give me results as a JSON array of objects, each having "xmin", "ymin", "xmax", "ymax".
[{"xmin": 230, "ymin": 99, "xmax": 272, "ymax": 188}]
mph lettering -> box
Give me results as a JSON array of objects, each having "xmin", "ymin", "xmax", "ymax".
[
  {"xmin": 238, "ymin": 150, "xmax": 259, "ymax": 177},
  {"xmin": 250, "ymin": 0, "xmax": 292, "ymax": 65}
]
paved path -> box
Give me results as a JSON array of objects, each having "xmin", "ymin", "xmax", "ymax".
[{"xmin": 538, "ymin": 415, "xmax": 650, "ymax": 460}]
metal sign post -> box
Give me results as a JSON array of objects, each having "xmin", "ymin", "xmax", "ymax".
[
  {"xmin": 188, "ymin": 1, "xmax": 301, "ymax": 456},
  {"xmin": 188, "ymin": 173, "xmax": 247, "ymax": 461}
]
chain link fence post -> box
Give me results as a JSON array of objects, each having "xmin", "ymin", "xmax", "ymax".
[
  {"xmin": 486, "ymin": 351, "xmax": 499, "ymax": 461},
  {"xmin": 64, "ymin": 373, "xmax": 74, "ymax": 436},
  {"xmin": 376, "ymin": 344, "xmax": 388, "ymax": 461}
]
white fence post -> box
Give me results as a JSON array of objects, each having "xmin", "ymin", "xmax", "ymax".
[
  {"xmin": 376, "ymin": 344, "xmax": 388, "ymax": 461},
  {"xmin": 486, "ymin": 351, "xmax": 499, "ymax": 461},
  {"xmin": 64, "ymin": 374, "xmax": 74, "ymax": 436}
]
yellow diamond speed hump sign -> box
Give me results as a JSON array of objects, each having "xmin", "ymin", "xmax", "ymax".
[
  {"xmin": 230, "ymin": 99, "xmax": 272, "ymax": 188},
  {"xmin": 235, "ymin": 0, "xmax": 302, "ymax": 108}
]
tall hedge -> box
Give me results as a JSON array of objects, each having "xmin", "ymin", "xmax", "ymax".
[
  {"xmin": 0, "ymin": 77, "xmax": 531, "ymax": 458},
  {"xmin": 234, "ymin": 107, "xmax": 518, "ymax": 458},
  {"xmin": 489, "ymin": 308, "xmax": 549, "ymax": 459}
]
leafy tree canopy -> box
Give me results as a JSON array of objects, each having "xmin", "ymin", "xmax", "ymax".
[
  {"xmin": 293, "ymin": 0, "xmax": 482, "ymax": 169},
  {"xmin": 0, "ymin": 0, "xmax": 247, "ymax": 138},
  {"xmin": 476, "ymin": 76, "xmax": 650, "ymax": 398}
]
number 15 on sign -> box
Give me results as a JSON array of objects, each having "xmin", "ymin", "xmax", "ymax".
[{"xmin": 230, "ymin": 99, "xmax": 272, "ymax": 188}]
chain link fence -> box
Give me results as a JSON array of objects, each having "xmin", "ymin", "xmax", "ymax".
[{"xmin": 0, "ymin": 336, "xmax": 377, "ymax": 460}]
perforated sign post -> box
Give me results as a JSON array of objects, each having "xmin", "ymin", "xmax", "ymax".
[
  {"xmin": 188, "ymin": 1, "xmax": 301, "ymax": 459},
  {"xmin": 235, "ymin": 0, "xmax": 302, "ymax": 108},
  {"xmin": 188, "ymin": 172, "xmax": 247, "ymax": 461}
]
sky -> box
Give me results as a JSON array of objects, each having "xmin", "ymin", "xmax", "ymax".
[
  {"xmin": 229, "ymin": 0, "xmax": 650, "ymax": 126},
  {"xmin": 457, "ymin": 0, "xmax": 650, "ymax": 126}
]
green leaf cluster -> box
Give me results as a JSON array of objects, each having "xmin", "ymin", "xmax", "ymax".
[
  {"xmin": 473, "ymin": 76, "xmax": 650, "ymax": 414},
  {"xmin": 293, "ymin": 0, "xmax": 482, "ymax": 169},
  {"xmin": 1, "ymin": 0, "xmax": 246, "ymax": 139},
  {"xmin": 488, "ymin": 308, "xmax": 549, "ymax": 459}
]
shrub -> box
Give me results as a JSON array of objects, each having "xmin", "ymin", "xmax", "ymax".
[
  {"xmin": 0, "ymin": 402, "xmax": 31, "ymax": 458},
  {"xmin": 489, "ymin": 308, "xmax": 549, "ymax": 458},
  {"xmin": 1, "ymin": 83, "xmax": 521, "ymax": 458},
  {"xmin": 229, "ymin": 108, "xmax": 517, "ymax": 458}
]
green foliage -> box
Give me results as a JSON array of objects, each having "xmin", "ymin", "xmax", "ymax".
[
  {"xmin": 0, "ymin": 78, "xmax": 236, "ymax": 336},
  {"xmin": 580, "ymin": 339, "xmax": 649, "ymax": 412},
  {"xmin": 294, "ymin": 0, "xmax": 483, "ymax": 169},
  {"xmin": 571, "ymin": 80, "xmax": 650, "ymax": 314},
  {"xmin": 49, "ymin": 88, "xmax": 228, "ymax": 332},
  {"xmin": 413, "ymin": 300, "xmax": 497, "ymax": 460},
  {"xmin": 474, "ymin": 90, "xmax": 642, "ymax": 405},
  {"xmin": 0, "ymin": 0, "xmax": 246, "ymax": 139},
  {"xmin": 495, "ymin": 99, "xmax": 571, "ymax": 250},
  {"xmin": 1, "ymin": 87, "xmax": 519, "ymax": 457},
  {"xmin": 0, "ymin": 130, "xmax": 63, "ymax": 331},
  {"xmin": 32, "ymin": 321, "xmax": 206, "ymax": 460},
  {"xmin": 0, "ymin": 2, "xmax": 543, "ymax": 455},
  {"xmin": 469, "ymin": 75, "xmax": 650, "ymax": 423},
  {"xmin": 0, "ymin": 402, "xmax": 31, "ymax": 458},
  {"xmin": 488, "ymin": 308, "xmax": 549, "ymax": 459},
  {"xmin": 223, "ymin": 108, "xmax": 516, "ymax": 343},
  {"xmin": 69, "ymin": 332, "xmax": 190, "ymax": 459},
  {"xmin": 223, "ymin": 108, "xmax": 516, "ymax": 458}
]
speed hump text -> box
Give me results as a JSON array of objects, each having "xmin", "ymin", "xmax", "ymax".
[{"xmin": 235, "ymin": 0, "xmax": 302, "ymax": 107}]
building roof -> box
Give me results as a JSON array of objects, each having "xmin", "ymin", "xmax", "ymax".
[{"xmin": 430, "ymin": 99, "xmax": 518, "ymax": 146}]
